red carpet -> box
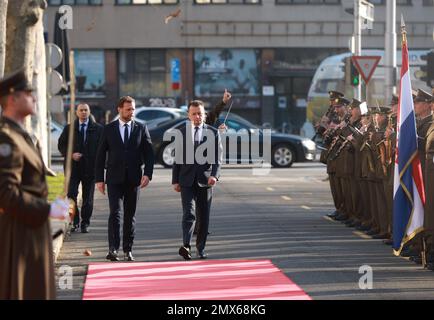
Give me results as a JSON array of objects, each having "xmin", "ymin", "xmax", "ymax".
[{"xmin": 83, "ymin": 259, "xmax": 311, "ymax": 300}]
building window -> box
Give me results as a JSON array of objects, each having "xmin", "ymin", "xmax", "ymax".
[
  {"xmin": 397, "ymin": 0, "xmax": 412, "ymax": 4},
  {"xmin": 423, "ymin": 0, "xmax": 434, "ymax": 4},
  {"xmin": 119, "ymin": 49, "xmax": 169, "ymax": 98},
  {"xmin": 48, "ymin": 0, "xmax": 102, "ymax": 4},
  {"xmin": 195, "ymin": 0, "xmax": 261, "ymax": 4},
  {"xmin": 275, "ymin": 0, "xmax": 340, "ymax": 4},
  {"xmin": 74, "ymin": 50, "xmax": 106, "ymax": 97},
  {"xmin": 116, "ymin": 0, "xmax": 179, "ymax": 4},
  {"xmin": 194, "ymin": 49, "xmax": 260, "ymax": 97}
]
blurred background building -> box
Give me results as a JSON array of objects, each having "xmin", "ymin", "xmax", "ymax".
[{"xmin": 44, "ymin": 0, "xmax": 434, "ymax": 133}]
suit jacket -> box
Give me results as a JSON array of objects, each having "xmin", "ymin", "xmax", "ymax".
[
  {"xmin": 95, "ymin": 120, "xmax": 154, "ymax": 186},
  {"xmin": 0, "ymin": 117, "xmax": 55, "ymax": 299},
  {"xmin": 172, "ymin": 123, "xmax": 222, "ymax": 187},
  {"xmin": 58, "ymin": 118, "xmax": 103, "ymax": 179}
]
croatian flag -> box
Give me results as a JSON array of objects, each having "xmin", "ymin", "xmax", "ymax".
[{"xmin": 392, "ymin": 17, "xmax": 425, "ymax": 255}]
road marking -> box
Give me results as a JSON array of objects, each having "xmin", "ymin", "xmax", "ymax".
[
  {"xmin": 301, "ymin": 205, "xmax": 311, "ymax": 210},
  {"xmin": 353, "ymin": 231, "xmax": 372, "ymax": 239},
  {"xmin": 266, "ymin": 187, "xmax": 275, "ymax": 191},
  {"xmin": 281, "ymin": 196, "xmax": 292, "ymax": 201}
]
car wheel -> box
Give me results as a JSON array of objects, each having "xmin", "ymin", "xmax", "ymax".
[
  {"xmin": 271, "ymin": 144, "xmax": 295, "ymax": 168},
  {"xmin": 159, "ymin": 143, "xmax": 175, "ymax": 168}
]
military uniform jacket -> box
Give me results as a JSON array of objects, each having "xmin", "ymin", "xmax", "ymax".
[
  {"xmin": 0, "ymin": 117, "xmax": 55, "ymax": 300},
  {"xmin": 424, "ymin": 118, "xmax": 434, "ymax": 233},
  {"xmin": 417, "ymin": 115, "xmax": 433, "ymax": 171}
]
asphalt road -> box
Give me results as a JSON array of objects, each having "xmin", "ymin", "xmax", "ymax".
[{"xmin": 55, "ymin": 162, "xmax": 434, "ymax": 300}]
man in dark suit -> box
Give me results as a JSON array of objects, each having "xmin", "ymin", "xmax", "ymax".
[
  {"xmin": 95, "ymin": 96, "xmax": 154, "ymax": 262},
  {"xmin": 58, "ymin": 103, "xmax": 103, "ymax": 233},
  {"xmin": 172, "ymin": 100, "xmax": 222, "ymax": 260}
]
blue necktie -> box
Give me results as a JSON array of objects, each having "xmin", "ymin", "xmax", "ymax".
[{"xmin": 79, "ymin": 123, "xmax": 86, "ymax": 150}]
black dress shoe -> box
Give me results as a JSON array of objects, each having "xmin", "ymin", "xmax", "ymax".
[
  {"xmin": 71, "ymin": 224, "xmax": 79, "ymax": 232},
  {"xmin": 179, "ymin": 246, "xmax": 192, "ymax": 260},
  {"xmin": 197, "ymin": 251, "xmax": 208, "ymax": 259},
  {"xmin": 124, "ymin": 252, "xmax": 135, "ymax": 262},
  {"xmin": 81, "ymin": 226, "xmax": 89, "ymax": 233},
  {"xmin": 106, "ymin": 250, "xmax": 119, "ymax": 261}
]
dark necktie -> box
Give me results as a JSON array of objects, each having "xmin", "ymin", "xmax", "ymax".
[
  {"xmin": 124, "ymin": 123, "xmax": 129, "ymax": 145},
  {"xmin": 194, "ymin": 126, "xmax": 200, "ymax": 149}
]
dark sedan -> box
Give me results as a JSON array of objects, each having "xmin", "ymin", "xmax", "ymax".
[{"xmin": 148, "ymin": 112, "xmax": 316, "ymax": 168}]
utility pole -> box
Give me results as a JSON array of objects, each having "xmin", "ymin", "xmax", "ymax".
[
  {"xmin": 384, "ymin": 0, "xmax": 397, "ymax": 105},
  {"xmin": 354, "ymin": 0, "xmax": 362, "ymax": 100}
]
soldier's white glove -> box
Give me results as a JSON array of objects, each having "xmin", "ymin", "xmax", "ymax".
[{"xmin": 50, "ymin": 197, "xmax": 70, "ymax": 220}]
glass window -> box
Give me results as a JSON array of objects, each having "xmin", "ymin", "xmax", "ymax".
[
  {"xmin": 275, "ymin": 0, "xmax": 339, "ymax": 3},
  {"xmin": 48, "ymin": 0, "xmax": 102, "ymax": 4},
  {"xmin": 119, "ymin": 49, "xmax": 168, "ymax": 98},
  {"xmin": 74, "ymin": 50, "xmax": 106, "ymax": 96},
  {"xmin": 116, "ymin": 0, "xmax": 179, "ymax": 4},
  {"xmin": 195, "ymin": 0, "xmax": 261, "ymax": 4},
  {"xmin": 194, "ymin": 49, "xmax": 261, "ymax": 97}
]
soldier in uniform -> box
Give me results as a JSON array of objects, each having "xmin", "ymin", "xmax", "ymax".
[
  {"xmin": 425, "ymin": 94, "xmax": 434, "ymax": 270},
  {"xmin": 0, "ymin": 70, "xmax": 70, "ymax": 299},
  {"xmin": 414, "ymin": 89, "xmax": 433, "ymax": 171}
]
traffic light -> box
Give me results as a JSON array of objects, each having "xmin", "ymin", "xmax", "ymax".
[
  {"xmin": 350, "ymin": 60, "xmax": 360, "ymax": 86},
  {"xmin": 420, "ymin": 50, "xmax": 434, "ymax": 87},
  {"xmin": 345, "ymin": 56, "xmax": 360, "ymax": 87}
]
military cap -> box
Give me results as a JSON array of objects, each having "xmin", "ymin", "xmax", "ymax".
[
  {"xmin": 370, "ymin": 105, "xmax": 391, "ymax": 114},
  {"xmin": 388, "ymin": 93, "xmax": 399, "ymax": 106},
  {"xmin": 349, "ymin": 98, "xmax": 362, "ymax": 109},
  {"xmin": 414, "ymin": 88, "xmax": 432, "ymax": 103},
  {"xmin": 0, "ymin": 69, "xmax": 34, "ymax": 97},
  {"xmin": 332, "ymin": 97, "xmax": 350, "ymax": 107},
  {"xmin": 328, "ymin": 90, "xmax": 344, "ymax": 101}
]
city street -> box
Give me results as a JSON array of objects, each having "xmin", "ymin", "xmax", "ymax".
[{"xmin": 55, "ymin": 162, "xmax": 434, "ymax": 300}]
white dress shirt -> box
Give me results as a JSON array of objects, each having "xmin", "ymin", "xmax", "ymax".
[
  {"xmin": 191, "ymin": 122, "xmax": 204, "ymax": 143},
  {"xmin": 119, "ymin": 119, "xmax": 132, "ymax": 143}
]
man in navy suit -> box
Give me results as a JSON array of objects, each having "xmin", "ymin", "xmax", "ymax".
[
  {"xmin": 172, "ymin": 100, "xmax": 222, "ymax": 260},
  {"xmin": 95, "ymin": 96, "xmax": 154, "ymax": 262}
]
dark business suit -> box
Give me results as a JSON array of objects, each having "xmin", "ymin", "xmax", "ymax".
[
  {"xmin": 95, "ymin": 120, "xmax": 154, "ymax": 253},
  {"xmin": 58, "ymin": 118, "xmax": 103, "ymax": 228},
  {"xmin": 172, "ymin": 123, "xmax": 222, "ymax": 253}
]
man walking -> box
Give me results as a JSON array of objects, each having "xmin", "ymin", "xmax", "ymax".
[
  {"xmin": 172, "ymin": 100, "xmax": 222, "ymax": 260},
  {"xmin": 58, "ymin": 103, "xmax": 103, "ymax": 233},
  {"xmin": 95, "ymin": 96, "xmax": 154, "ymax": 262}
]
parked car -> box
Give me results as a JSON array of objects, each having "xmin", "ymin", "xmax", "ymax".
[
  {"xmin": 149, "ymin": 112, "xmax": 316, "ymax": 168},
  {"xmin": 51, "ymin": 120, "xmax": 64, "ymax": 160}
]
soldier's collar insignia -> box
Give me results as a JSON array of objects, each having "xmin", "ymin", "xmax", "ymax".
[{"xmin": 0, "ymin": 143, "xmax": 12, "ymax": 157}]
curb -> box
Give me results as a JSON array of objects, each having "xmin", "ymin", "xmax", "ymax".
[{"xmin": 51, "ymin": 219, "xmax": 69, "ymax": 263}]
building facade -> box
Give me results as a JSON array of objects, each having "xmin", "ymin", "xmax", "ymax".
[{"xmin": 45, "ymin": 0, "xmax": 434, "ymax": 132}]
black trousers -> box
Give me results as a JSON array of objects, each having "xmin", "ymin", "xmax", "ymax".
[
  {"xmin": 107, "ymin": 182, "xmax": 139, "ymax": 253},
  {"xmin": 68, "ymin": 174, "xmax": 95, "ymax": 227},
  {"xmin": 180, "ymin": 182, "xmax": 213, "ymax": 252}
]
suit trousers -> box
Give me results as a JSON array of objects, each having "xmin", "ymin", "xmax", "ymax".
[
  {"xmin": 180, "ymin": 182, "xmax": 212, "ymax": 252},
  {"xmin": 107, "ymin": 181, "xmax": 139, "ymax": 252},
  {"xmin": 68, "ymin": 173, "xmax": 95, "ymax": 227}
]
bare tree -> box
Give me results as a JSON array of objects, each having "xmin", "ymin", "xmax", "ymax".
[
  {"xmin": 0, "ymin": 0, "xmax": 7, "ymax": 78},
  {"xmin": 5, "ymin": 0, "xmax": 48, "ymax": 160}
]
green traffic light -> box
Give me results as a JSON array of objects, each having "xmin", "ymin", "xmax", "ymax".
[{"xmin": 352, "ymin": 76, "xmax": 359, "ymax": 86}]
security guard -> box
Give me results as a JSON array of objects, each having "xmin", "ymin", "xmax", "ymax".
[{"xmin": 0, "ymin": 70, "xmax": 69, "ymax": 299}]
